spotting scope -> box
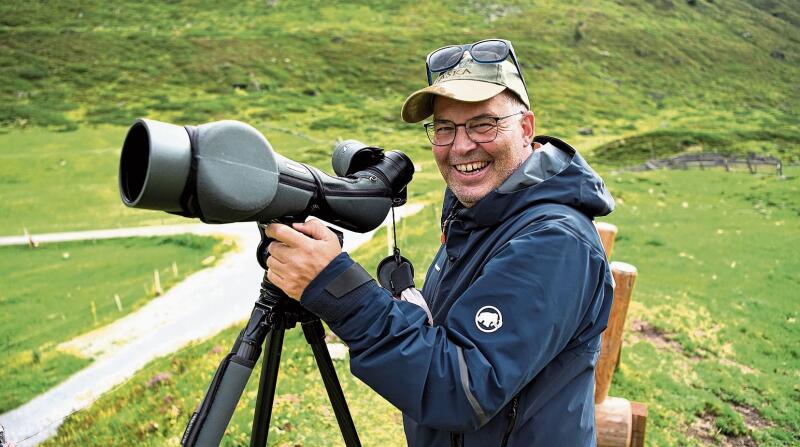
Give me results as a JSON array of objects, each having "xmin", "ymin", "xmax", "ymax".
[{"xmin": 119, "ymin": 119, "xmax": 413, "ymax": 232}]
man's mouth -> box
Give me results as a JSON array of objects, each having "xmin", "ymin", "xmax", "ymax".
[{"xmin": 453, "ymin": 161, "xmax": 490, "ymax": 174}]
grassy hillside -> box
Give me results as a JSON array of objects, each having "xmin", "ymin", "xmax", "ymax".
[
  {"xmin": 1, "ymin": 0, "xmax": 798, "ymax": 164},
  {"xmin": 0, "ymin": 235, "xmax": 229, "ymax": 412},
  {"xmin": 601, "ymin": 167, "xmax": 800, "ymax": 445}
]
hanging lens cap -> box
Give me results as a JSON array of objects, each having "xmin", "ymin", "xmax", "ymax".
[{"xmin": 377, "ymin": 255, "xmax": 415, "ymax": 296}]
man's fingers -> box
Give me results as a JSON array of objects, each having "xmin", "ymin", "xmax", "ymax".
[
  {"xmin": 265, "ymin": 223, "xmax": 307, "ymax": 247},
  {"xmin": 266, "ymin": 268, "xmax": 285, "ymax": 286},
  {"xmin": 293, "ymin": 219, "xmax": 335, "ymax": 241},
  {"xmin": 267, "ymin": 241, "xmax": 290, "ymax": 263}
]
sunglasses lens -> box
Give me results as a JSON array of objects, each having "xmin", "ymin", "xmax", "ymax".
[
  {"xmin": 471, "ymin": 40, "xmax": 508, "ymax": 62},
  {"xmin": 429, "ymin": 46, "xmax": 464, "ymax": 72}
]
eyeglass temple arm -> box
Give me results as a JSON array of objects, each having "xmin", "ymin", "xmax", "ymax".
[
  {"xmin": 507, "ymin": 51, "xmax": 528, "ymax": 92},
  {"xmin": 426, "ymin": 62, "xmax": 433, "ymax": 86}
]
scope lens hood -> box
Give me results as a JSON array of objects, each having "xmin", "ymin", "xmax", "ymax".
[{"xmin": 119, "ymin": 119, "xmax": 192, "ymax": 213}]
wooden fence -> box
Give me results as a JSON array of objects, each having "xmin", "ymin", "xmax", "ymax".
[
  {"xmin": 631, "ymin": 152, "xmax": 783, "ymax": 175},
  {"xmin": 594, "ymin": 222, "xmax": 647, "ymax": 447}
]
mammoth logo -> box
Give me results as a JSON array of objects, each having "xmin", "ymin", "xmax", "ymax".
[{"xmin": 475, "ymin": 306, "xmax": 502, "ymax": 333}]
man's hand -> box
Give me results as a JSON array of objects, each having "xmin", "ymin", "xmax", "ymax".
[{"xmin": 264, "ymin": 219, "xmax": 342, "ymax": 300}]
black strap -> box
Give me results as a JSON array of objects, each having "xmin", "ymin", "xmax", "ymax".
[
  {"xmin": 389, "ymin": 261, "xmax": 415, "ymax": 292},
  {"xmin": 176, "ymin": 125, "xmax": 204, "ymax": 220},
  {"xmin": 325, "ymin": 262, "xmax": 373, "ymax": 298}
]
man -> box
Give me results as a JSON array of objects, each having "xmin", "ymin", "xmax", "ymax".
[{"xmin": 265, "ymin": 39, "xmax": 615, "ymax": 446}]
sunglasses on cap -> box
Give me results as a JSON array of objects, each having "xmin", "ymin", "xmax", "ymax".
[{"xmin": 425, "ymin": 38, "xmax": 528, "ymax": 92}]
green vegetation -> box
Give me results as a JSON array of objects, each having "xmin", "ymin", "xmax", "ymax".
[
  {"xmin": 42, "ymin": 325, "xmax": 405, "ymax": 446},
  {"xmin": 44, "ymin": 168, "xmax": 799, "ymax": 445},
  {"xmin": 1, "ymin": 0, "xmax": 798, "ymax": 234},
  {"xmin": 1, "ymin": 0, "xmax": 798, "ymax": 162},
  {"xmin": 0, "ymin": 235, "xmax": 230, "ymax": 412},
  {"xmin": 591, "ymin": 128, "xmax": 800, "ymax": 166},
  {"xmin": 599, "ymin": 167, "xmax": 800, "ymax": 445},
  {"xmin": 2, "ymin": 0, "xmax": 799, "ymax": 445}
]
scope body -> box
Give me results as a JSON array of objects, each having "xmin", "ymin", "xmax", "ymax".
[{"xmin": 119, "ymin": 119, "xmax": 413, "ymax": 232}]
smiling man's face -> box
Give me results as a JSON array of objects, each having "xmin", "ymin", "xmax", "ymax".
[{"xmin": 432, "ymin": 92, "xmax": 535, "ymax": 207}]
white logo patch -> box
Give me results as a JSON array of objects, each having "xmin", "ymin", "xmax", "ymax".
[{"xmin": 475, "ymin": 306, "xmax": 502, "ymax": 333}]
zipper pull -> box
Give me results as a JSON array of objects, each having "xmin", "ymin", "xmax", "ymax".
[
  {"xmin": 500, "ymin": 396, "xmax": 520, "ymax": 447},
  {"xmin": 508, "ymin": 396, "xmax": 519, "ymax": 419},
  {"xmin": 440, "ymin": 203, "xmax": 459, "ymax": 245}
]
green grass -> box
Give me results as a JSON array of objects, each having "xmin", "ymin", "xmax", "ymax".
[
  {"xmin": 41, "ymin": 325, "xmax": 405, "ymax": 446},
  {"xmin": 0, "ymin": 0, "xmax": 798, "ymax": 156},
  {"xmin": 43, "ymin": 167, "xmax": 800, "ymax": 446},
  {"xmin": 597, "ymin": 167, "xmax": 800, "ymax": 445},
  {"xmin": 1, "ymin": 0, "xmax": 798, "ymax": 233},
  {"xmin": 590, "ymin": 128, "xmax": 800, "ymax": 166},
  {"xmin": 0, "ymin": 234, "xmax": 230, "ymax": 412}
]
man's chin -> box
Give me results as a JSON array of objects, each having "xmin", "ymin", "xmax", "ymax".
[{"xmin": 451, "ymin": 188, "xmax": 490, "ymax": 208}]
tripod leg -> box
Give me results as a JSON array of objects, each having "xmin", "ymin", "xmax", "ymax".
[
  {"xmin": 250, "ymin": 321, "xmax": 286, "ymax": 447},
  {"xmin": 302, "ymin": 319, "xmax": 362, "ymax": 447},
  {"xmin": 181, "ymin": 335, "xmax": 260, "ymax": 447}
]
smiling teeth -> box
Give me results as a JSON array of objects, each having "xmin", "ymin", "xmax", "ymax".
[{"xmin": 455, "ymin": 161, "xmax": 489, "ymax": 173}]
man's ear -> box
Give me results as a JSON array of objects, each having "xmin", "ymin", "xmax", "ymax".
[{"xmin": 521, "ymin": 110, "xmax": 535, "ymax": 147}]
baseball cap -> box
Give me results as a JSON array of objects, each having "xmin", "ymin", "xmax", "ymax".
[{"xmin": 401, "ymin": 52, "xmax": 530, "ymax": 123}]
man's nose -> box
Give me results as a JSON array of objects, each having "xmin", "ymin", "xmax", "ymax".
[{"xmin": 451, "ymin": 125, "xmax": 477, "ymax": 155}]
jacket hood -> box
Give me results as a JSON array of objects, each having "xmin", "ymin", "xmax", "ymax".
[{"xmin": 442, "ymin": 135, "xmax": 614, "ymax": 228}]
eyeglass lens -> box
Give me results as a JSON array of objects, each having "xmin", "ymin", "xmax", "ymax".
[
  {"xmin": 429, "ymin": 45, "xmax": 466, "ymax": 72},
  {"xmin": 427, "ymin": 117, "xmax": 500, "ymax": 145},
  {"xmin": 470, "ymin": 40, "xmax": 508, "ymax": 62}
]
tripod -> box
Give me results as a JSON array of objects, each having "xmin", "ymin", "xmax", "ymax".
[{"xmin": 181, "ymin": 223, "xmax": 361, "ymax": 447}]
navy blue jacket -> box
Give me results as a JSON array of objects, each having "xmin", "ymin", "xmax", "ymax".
[{"xmin": 301, "ymin": 136, "xmax": 615, "ymax": 446}]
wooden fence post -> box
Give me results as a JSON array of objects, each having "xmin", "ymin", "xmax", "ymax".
[
  {"xmin": 592, "ymin": 222, "xmax": 647, "ymax": 446},
  {"xmin": 595, "ymin": 222, "xmax": 618, "ymax": 259},
  {"xmin": 153, "ymin": 269, "xmax": 163, "ymax": 296},
  {"xmin": 595, "ymin": 262, "xmax": 638, "ymax": 403},
  {"xmin": 596, "ymin": 397, "xmax": 632, "ymax": 447},
  {"xmin": 631, "ymin": 402, "xmax": 648, "ymax": 447}
]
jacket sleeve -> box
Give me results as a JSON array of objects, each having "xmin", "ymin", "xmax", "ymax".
[{"xmin": 300, "ymin": 223, "xmax": 608, "ymax": 431}]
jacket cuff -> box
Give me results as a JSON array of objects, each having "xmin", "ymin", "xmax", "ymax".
[{"xmin": 300, "ymin": 252, "xmax": 375, "ymax": 323}]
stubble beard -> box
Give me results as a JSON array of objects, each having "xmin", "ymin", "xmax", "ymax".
[{"xmin": 442, "ymin": 145, "xmax": 530, "ymax": 208}]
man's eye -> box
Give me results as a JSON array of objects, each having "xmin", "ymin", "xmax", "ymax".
[
  {"xmin": 435, "ymin": 126, "xmax": 455, "ymax": 134},
  {"xmin": 469, "ymin": 122, "xmax": 495, "ymax": 134}
]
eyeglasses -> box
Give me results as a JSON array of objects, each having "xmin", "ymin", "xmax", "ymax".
[
  {"xmin": 424, "ymin": 112, "xmax": 524, "ymax": 146},
  {"xmin": 425, "ymin": 39, "xmax": 528, "ymax": 92}
]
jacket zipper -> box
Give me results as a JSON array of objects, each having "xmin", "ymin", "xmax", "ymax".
[
  {"xmin": 449, "ymin": 395, "xmax": 519, "ymax": 447},
  {"xmin": 499, "ymin": 396, "xmax": 520, "ymax": 447},
  {"xmin": 440, "ymin": 202, "xmax": 460, "ymax": 244},
  {"xmin": 431, "ymin": 202, "xmax": 460, "ymax": 315}
]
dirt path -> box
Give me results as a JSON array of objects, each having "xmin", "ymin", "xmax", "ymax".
[{"xmin": 0, "ymin": 203, "xmax": 424, "ymax": 445}]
